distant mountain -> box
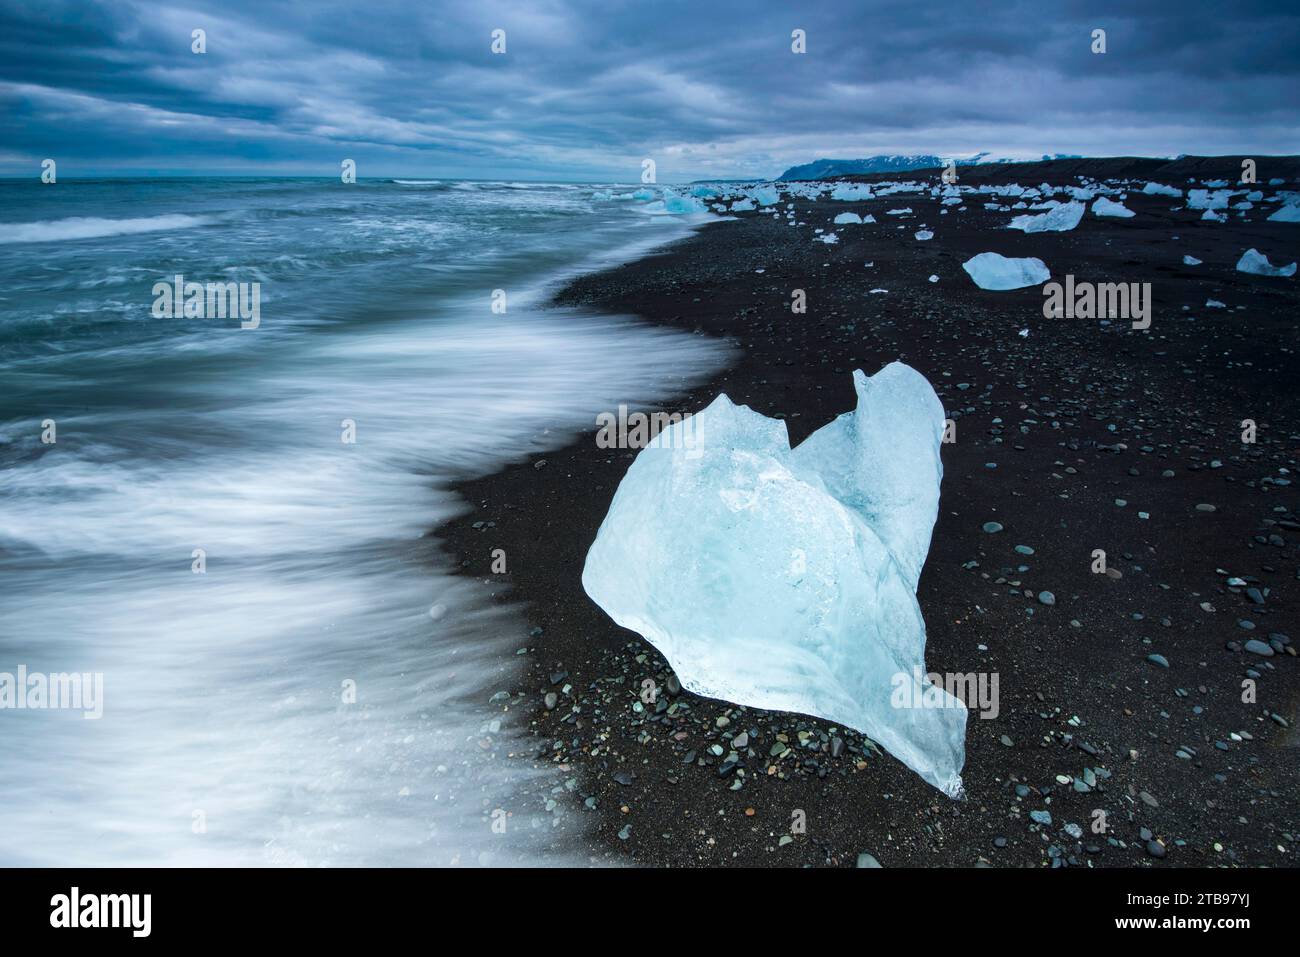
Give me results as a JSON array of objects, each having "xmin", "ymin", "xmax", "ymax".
[{"xmin": 776, "ymin": 154, "xmax": 985, "ymax": 181}]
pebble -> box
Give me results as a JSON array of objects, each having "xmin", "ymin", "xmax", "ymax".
[
  {"xmin": 1029, "ymin": 810, "xmax": 1052, "ymax": 825},
  {"xmin": 1244, "ymin": 639, "xmax": 1274, "ymax": 656},
  {"xmin": 855, "ymin": 853, "xmax": 883, "ymax": 868},
  {"xmin": 1038, "ymin": 591, "xmax": 1056, "ymax": 606},
  {"xmin": 1147, "ymin": 654, "xmax": 1169, "ymax": 668},
  {"xmin": 982, "ymin": 522, "xmax": 1003, "ymax": 534}
]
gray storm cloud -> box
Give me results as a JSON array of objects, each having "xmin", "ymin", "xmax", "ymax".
[{"xmin": 0, "ymin": 0, "xmax": 1296, "ymax": 179}]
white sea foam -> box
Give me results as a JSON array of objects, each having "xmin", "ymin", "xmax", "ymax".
[
  {"xmin": 0, "ymin": 182, "xmax": 731, "ymax": 866},
  {"xmin": 0, "ymin": 214, "xmax": 212, "ymax": 244}
]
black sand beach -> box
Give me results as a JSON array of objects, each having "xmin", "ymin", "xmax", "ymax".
[{"xmin": 441, "ymin": 159, "xmax": 1300, "ymax": 868}]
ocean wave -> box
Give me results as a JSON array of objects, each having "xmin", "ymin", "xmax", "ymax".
[{"xmin": 0, "ymin": 214, "xmax": 212, "ymax": 244}]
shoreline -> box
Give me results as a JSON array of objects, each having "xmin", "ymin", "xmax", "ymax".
[{"xmin": 440, "ymin": 170, "xmax": 1299, "ymax": 867}]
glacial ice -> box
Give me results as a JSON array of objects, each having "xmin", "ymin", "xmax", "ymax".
[
  {"xmin": 830, "ymin": 183, "xmax": 874, "ymax": 201},
  {"xmin": 834, "ymin": 212, "xmax": 863, "ymax": 225},
  {"xmin": 1143, "ymin": 182, "xmax": 1182, "ymax": 198},
  {"xmin": 1007, "ymin": 200, "xmax": 1084, "ymax": 232},
  {"xmin": 1237, "ymin": 248, "xmax": 1297, "ymax": 277},
  {"xmin": 1188, "ymin": 189, "xmax": 1231, "ymax": 210},
  {"xmin": 1268, "ymin": 203, "xmax": 1300, "ymax": 222},
  {"xmin": 663, "ymin": 193, "xmax": 709, "ymax": 214},
  {"xmin": 962, "ymin": 252, "xmax": 1050, "ymax": 290},
  {"xmin": 581, "ymin": 364, "xmax": 968, "ymax": 797},
  {"xmin": 1093, "ymin": 197, "xmax": 1134, "ymax": 218}
]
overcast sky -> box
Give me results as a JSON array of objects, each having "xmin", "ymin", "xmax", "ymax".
[{"xmin": 2, "ymin": 0, "xmax": 1297, "ymax": 180}]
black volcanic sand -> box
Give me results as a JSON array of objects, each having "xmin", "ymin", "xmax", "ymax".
[{"xmin": 441, "ymin": 160, "xmax": 1300, "ymax": 867}]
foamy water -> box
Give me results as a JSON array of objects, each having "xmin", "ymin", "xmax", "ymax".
[{"xmin": 0, "ymin": 178, "xmax": 731, "ymax": 865}]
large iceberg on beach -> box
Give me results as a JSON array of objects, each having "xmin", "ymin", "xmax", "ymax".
[{"xmin": 581, "ymin": 364, "xmax": 968, "ymax": 797}]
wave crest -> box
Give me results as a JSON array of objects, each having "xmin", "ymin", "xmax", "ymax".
[{"xmin": 0, "ymin": 214, "xmax": 211, "ymax": 244}]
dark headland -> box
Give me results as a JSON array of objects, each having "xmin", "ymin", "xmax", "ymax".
[{"xmin": 440, "ymin": 156, "xmax": 1300, "ymax": 867}]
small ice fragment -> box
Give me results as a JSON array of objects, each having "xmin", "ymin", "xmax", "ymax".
[
  {"xmin": 1183, "ymin": 255, "xmax": 1202, "ymax": 266},
  {"xmin": 830, "ymin": 183, "xmax": 874, "ymax": 201},
  {"xmin": 962, "ymin": 252, "xmax": 1050, "ymax": 290},
  {"xmin": 1188, "ymin": 189, "xmax": 1231, "ymax": 210},
  {"xmin": 663, "ymin": 193, "xmax": 708, "ymax": 214},
  {"xmin": 1236, "ymin": 248, "xmax": 1296, "ymax": 277},
  {"xmin": 915, "ymin": 229, "xmax": 934, "ymax": 240},
  {"xmin": 1007, "ymin": 201, "xmax": 1084, "ymax": 233},
  {"xmin": 834, "ymin": 212, "xmax": 863, "ymax": 225},
  {"xmin": 1092, "ymin": 197, "xmax": 1134, "ymax": 218}
]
